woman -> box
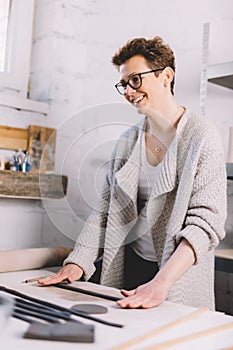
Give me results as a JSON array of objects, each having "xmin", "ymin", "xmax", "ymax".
[{"xmin": 39, "ymin": 36, "xmax": 227, "ymax": 310}]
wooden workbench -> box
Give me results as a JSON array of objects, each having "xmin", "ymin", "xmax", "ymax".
[{"xmin": 0, "ymin": 269, "xmax": 233, "ymax": 350}]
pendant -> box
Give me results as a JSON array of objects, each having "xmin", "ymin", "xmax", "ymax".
[{"xmin": 155, "ymin": 146, "xmax": 161, "ymax": 153}]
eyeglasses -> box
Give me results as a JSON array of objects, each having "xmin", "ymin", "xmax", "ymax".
[{"xmin": 115, "ymin": 68, "xmax": 165, "ymax": 95}]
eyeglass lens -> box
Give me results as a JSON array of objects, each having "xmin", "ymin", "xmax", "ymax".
[
  {"xmin": 117, "ymin": 74, "xmax": 142, "ymax": 95},
  {"xmin": 115, "ymin": 68, "xmax": 165, "ymax": 95}
]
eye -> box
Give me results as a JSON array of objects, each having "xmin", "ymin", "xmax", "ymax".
[
  {"xmin": 119, "ymin": 81, "xmax": 126, "ymax": 88},
  {"xmin": 130, "ymin": 75, "xmax": 140, "ymax": 86}
]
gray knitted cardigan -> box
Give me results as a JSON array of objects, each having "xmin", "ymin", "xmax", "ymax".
[{"xmin": 64, "ymin": 109, "xmax": 227, "ymax": 310}]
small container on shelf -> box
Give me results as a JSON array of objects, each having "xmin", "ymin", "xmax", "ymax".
[
  {"xmin": 16, "ymin": 149, "xmax": 25, "ymax": 172},
  {"xmin": 12, "ymin": 151, "xmax": 19, "ymax": 172},
  {"xmin": 21, "ymin": 152, "xmax": 31, "ymax": 173}
]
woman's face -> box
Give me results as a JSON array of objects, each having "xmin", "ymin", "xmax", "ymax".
[{"xmin": 118, "ymin": 55, "xmax": 165, "ymax": 113}]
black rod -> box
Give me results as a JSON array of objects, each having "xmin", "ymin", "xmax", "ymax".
[
  {"xmin": 14, "ymin": 306, "xmax": 60, "ymax": 323},
  {"xmin": 15, "ymin": 300, "xmax": 79, "ymax": 323},
  {"xmin": 15, "ymin": 296, "xmax": 70, "ymax": 316},
  {"xmin": 54, "ymin": 283, "xmax": 121, "ymax": 302},
  {"xmin": 0, "ymin": 285, "xmax": 123, "ymax": 328},
  {"xmin": 12, "ymin": 310, "xmax": 38, "ymax": 324}
]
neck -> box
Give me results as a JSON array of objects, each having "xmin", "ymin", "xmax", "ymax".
[{"xmin": 145, "ymin": 100, "xmax": 184, "ymax": 136}]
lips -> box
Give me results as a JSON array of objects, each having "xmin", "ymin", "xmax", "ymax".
[{"xmin": 131, "ymin": 94, "xmax": 145, "ymax": 106}]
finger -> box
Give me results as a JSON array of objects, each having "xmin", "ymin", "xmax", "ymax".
[
  {"xmin": 117, "ymin": 298, "xmax": 143, "ymax": 309},
  {"xmin": 117, "ymin": 294, "xmax": 141, "ymax": 308},
  {"xmin": 124, "ymin": 295, "xmax": 161, "ymax": 309},
  {"xmin": 65, "ymin": 273, "xmax": 82, "ymax": 283},
  {"xmin": 38, "ymin": 273, "xmax": 67, "ymax": 285},
  {"xmin": 120, "ymin": 288, "xmax": 157, "ymax": 307},
  {"xmin": 41, "ymin": 267, "xmax": 83, "ymax": 285},
  {"xmin": 120, "ymin": 289, "xmax": 135, "ymax": 296},
  {"xmin": 140, "ymin": 303, "xmax": 155, "ymax": 309}
]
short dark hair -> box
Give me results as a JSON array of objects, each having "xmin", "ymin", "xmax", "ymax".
[{"xmin": 112, "ymin": 36, "xmax": 176, "ymax": 94}]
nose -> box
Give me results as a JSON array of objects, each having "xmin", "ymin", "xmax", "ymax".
[{"xmin": 124, "ymin": 84, "xmax": 136, "ymax": 97}]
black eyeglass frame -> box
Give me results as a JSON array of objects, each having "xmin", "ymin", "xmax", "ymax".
[{"xmin": 115, "ymin": 68, "xmax": 165, "ymax": 95}]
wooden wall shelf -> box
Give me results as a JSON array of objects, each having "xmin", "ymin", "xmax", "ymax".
[{"xmin": 0, "ymin": 171, "xmax": 68, "ymax": 199}]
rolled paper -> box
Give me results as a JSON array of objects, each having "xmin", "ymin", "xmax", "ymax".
[
  {"xmin": 0, "ymin": 156, "xmax": 4, "ymax": 170},
  {"xmin": 227, "ymin": 126, "xmax": 233, "ymax": 163},
  {"xmin": 0, "ymin": 247, "xmax": 71, "ymax": 272}
]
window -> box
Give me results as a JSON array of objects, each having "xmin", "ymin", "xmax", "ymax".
[
  {"xmin": 0, "ymin": 0, "xmax": 35, "ymax": 98},
  {"xmin": 0, "ymin": 0, "xmax": 10, "ymax": 72}
]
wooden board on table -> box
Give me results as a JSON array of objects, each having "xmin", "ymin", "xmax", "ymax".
[
  {"xmin": 28, "ymin": 125, "xmax": 56, "ymax": 173},
  {"xmin": 0, "ymin": 125, "xmax": 28, "ymax": 150}
]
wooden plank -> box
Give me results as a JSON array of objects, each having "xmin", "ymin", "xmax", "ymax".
[
  {"xmin": 143, "ymin": 322, "xmax": 233, "ymax": 350},
  {"xmin": 0, "ymin": 125, "xmax": 28, "ymax": 150},
  {"xmin": 28, "ymin": 125, "xmax": 56, "ymax": 173},
  {"xmin": 0, "ymin": 170, "xmax": 67, "ymax": 199},
  {"xmin": 111, "ymin": 308, "xmax": 208, "ymax": 350},
  {"xmin": 0, "ymin": 247, "xmax": 71, "ymax": 272},
  {"xmin": 215, "ymin": 249, "xmax": 233, "ymax": 260}
]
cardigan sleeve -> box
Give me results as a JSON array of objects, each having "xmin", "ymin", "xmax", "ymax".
[
  {"xmin": 63, "ymin": 172, "xmax": 111, "ymax": 279},
  {"xmin": 175, "ymin": 125, "xmax": 227, "ymax": 264}
]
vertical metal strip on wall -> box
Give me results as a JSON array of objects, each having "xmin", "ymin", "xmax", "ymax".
[{"xmin": 200, "ymin": 22, "xmax": 210, "ymax": 117}]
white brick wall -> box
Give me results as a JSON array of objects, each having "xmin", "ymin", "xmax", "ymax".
[
  {"xmin": 1, "ymin": 0, "xmax": 233, "ymax": 250},
  {"xmin": 31, "ymin": 0, "xmax": 233, "ymax": 248}
]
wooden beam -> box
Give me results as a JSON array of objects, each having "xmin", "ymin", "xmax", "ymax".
[
  {"xmin": 0, "ymin": 125, "xmax": 28, "ymax": 151},
  {"xmin": 28, "ymin": 125, "xmax": 56, "ymax": 173}
]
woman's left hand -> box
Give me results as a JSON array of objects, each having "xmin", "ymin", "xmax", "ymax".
[{"xmin": 117, "ymin": 279, "xmax": 169, "ymax": 309}]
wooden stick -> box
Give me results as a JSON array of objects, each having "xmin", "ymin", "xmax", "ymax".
[
  {"xmin": 143, "ymin": 321, "xmax": 233, "ymax": 350},
  {"xmin": 111, "ymin": 307, "xmax": 208, "ymax": 350}
]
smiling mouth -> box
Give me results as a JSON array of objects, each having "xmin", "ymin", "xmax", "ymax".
[{"xmin": 132, "ymin": 95, "xmax": 145, "ymax": 106}]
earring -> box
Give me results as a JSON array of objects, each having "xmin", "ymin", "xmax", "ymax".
[{"xmin": 164, "ymin": 81, "xmax": 168, "ymax": 87}]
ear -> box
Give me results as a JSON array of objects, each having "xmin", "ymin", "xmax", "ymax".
[{"xmin": 162, "ymin": 67, "xmax": 174, "ymax": 86}]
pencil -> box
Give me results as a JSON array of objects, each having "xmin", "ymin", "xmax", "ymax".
[{"xmin": 22, "ymin": 276, "xmax": 47, "ymax": 283}]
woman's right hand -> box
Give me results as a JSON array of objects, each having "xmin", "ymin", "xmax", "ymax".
[{"xmin": 38, "ymin": 263, "xmax": 84, "ymax": 286}]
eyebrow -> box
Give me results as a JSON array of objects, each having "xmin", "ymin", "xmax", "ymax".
[{"xmin": 119, "ymin": 72, "xmax": 138, "ymax": 83}]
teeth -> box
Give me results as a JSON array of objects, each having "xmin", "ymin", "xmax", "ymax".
[{"xmin": 133, "ymin": 95, "xmax": 144, "ymax": 105}]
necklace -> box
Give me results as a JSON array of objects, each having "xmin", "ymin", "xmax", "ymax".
[
  {"xmin": 146, "ymin": 105, "xmax": 183, "ymax": 154},
  {"xmin": 145, "ymin": 131, "xmax": 163, "ymax": 153},
  {"xmin": 154, "ymin": 146, "xmax": 161, "ymax": 153}
]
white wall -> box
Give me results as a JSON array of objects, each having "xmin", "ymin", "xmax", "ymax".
[
  {"xmin": 0, "ymin": 103, "xmax": 49, "ymax": 249},
  {"xmin": 1, "ymin": 0, "xmax": 233, "ymax": 249}
]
